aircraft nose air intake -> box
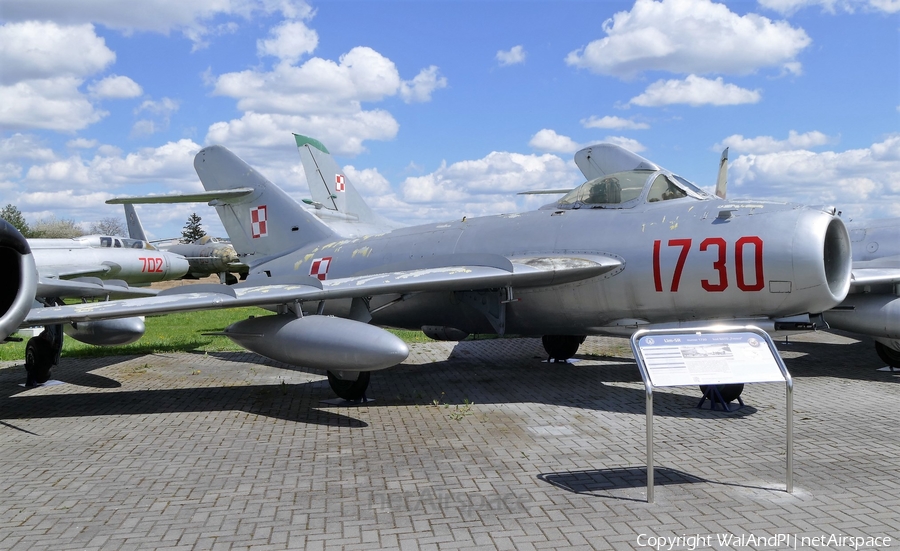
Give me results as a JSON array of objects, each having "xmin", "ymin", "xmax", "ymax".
[
  {"xmin": 793, "ymin": 212, "xmax": 852, "ymax": 313},
  {"xmin": 0, "ymin": 219, "xmax": 37, "ymax": 342},
  {"xmin": 822, "ymin": 216, "xmax": 852, "ymax": 300}
]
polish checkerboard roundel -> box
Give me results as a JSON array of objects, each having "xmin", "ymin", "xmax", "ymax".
[
  {"xmin": 335, "ymin": 174, "xmax": 345, "ymax": 192},
  {"xmin": 250, "ymin": 205, "xmax": 268, "ymax": 238},
  {"xmin": 310, "ymin": 256, "xmax": 332, "ymax": 281}
]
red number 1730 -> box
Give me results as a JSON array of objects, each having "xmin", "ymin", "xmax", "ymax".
[{"xmin": 652, "ymin": 236, "xmax": 764, "ymax": 293}]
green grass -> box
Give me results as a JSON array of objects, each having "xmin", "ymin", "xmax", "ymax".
[{"xmin": 1, "ymin": 308, "xmax": 436, "ymax": 362}]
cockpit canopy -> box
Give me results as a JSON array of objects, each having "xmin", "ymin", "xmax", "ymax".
[{"xmin": 556, "ymin": 169, "xmax": 708, "ymax": 209}]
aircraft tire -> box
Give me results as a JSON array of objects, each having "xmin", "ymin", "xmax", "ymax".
[
  {"xmin": 327, "ymin": 370, "xmax": 371, "ymax": 401},
  {"xmin": 541, "ymin": 335, "xmax": 584, "ymax": 362},
  {"xmin": 25, "ymin": 338, "xmax": 53, "ymax": 385},
  {"xmin": 875, "ymin": 341, "xmax": 900, "ymax": 368},
  {"xmin": 699, "ymin": 384, "xmax": 744, "ymax": 403}
]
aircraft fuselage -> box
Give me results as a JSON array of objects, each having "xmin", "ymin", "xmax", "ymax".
[{"xmin": 249, "ymin": 198, "xmax": 850, "ymax": 336}]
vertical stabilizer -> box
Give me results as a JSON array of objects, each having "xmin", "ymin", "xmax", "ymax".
[
  {"xmin": 294, "ymin": 134, "xmax": 398, "ymax": 235},
  {"xmin": 715, "ymin": 147, "xmax": 728, "ymax": 199},
  {"xmin": 123, "ymin": 204, "xmax": 148, "ymax": 242},
  {"xmin": 194, "ymin": 145, "xmax": 337, "ymax": 264}
]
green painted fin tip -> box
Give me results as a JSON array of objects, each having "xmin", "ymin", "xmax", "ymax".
[{"xmin": 293, "ymin": 133, "xmax": 329, "ymax": 154}]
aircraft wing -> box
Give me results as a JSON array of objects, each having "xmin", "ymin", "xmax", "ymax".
[
  {"xmin": 24, "ymin": 253, "xmax": 621, "ymax": 325},
  {"xmin": 37, "ymin": 276, "xmax": 158, "ymax": 300},
  {"xmin": 39, "ymin": 264, "xmax": 113, "ymax": 279},
  {"xmin": 850, "ymin": 256, "xmax": 900, "ymax": 288}
]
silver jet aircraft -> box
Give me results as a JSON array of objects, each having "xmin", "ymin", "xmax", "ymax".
[
  {"xmin": 9, "ymin": 143, "xmax": 853, "ymax": 400},
  {"xmin": 822, "ymin": 217, "xmax": 900, "ymax": 367},
  {"xmin": 29, "ymin": 234, "xmax": 189, "ymax": 285},
  {"xmin": 702, "ymin": 152, "xmax": 900, "ymax": 371},
  {"xmin": 120, "ymin": 203, "xmax": 249, "ymax": 284},
  {"xmin": 0, "ymin": 223, "xmax": 174, "ymax": 385},
  {"xmin": 294, "ymin": 133, "xmax": 402, "ymax": 237}
]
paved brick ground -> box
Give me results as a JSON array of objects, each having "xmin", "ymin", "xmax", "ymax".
[{"xmin": 0, "ymin": 331, "xmax": 897, "ymax": 550}]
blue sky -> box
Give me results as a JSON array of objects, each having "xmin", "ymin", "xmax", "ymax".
[{"xmin": 1, "ymin": 0, "xmax": 898, "ymax": 239}]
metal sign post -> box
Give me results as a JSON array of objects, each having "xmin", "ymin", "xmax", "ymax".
[{"xmin": 630, "ymin": 325, "xmax": 793, "ymax": 503}]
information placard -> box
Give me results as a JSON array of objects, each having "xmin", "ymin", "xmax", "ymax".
[
  {"xmin": 635, "ymin": 331, "xmax": 784, "ymax": 387},
  {"xmin": 630, "ymin": 326, "xmax": 793, "ymax": 502}
]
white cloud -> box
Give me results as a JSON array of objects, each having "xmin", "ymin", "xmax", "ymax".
[
  {"xmin": 89, "ymin": 75, "xmax": 143, "ymax": 99},
  {"xmin": 0, "ymin": 78, "xmax": 108, "ymax": 131},
  {"xmin": 529, "ymin": 129, "xmax": 647, "ymax": 155},
  {"xmin": 0, "ymin": 134, "xmax": 57, "ymax": 162},
  {"xmin": 131, "ymin": 120, "xmax": 159, "ymax": 137},
  {"xmin": 257, "ymin": 19, "xmax": 318, "ymax": 64},
  {"xmin": 496, "ymin": 45, "xmax": 526, "ymax": 66},
  {"xmin": 401, "ymin": 151, "xmax": 577, "ymax": 202},
  {"xmin": 759, "ymin": 0, "xmax": 900, "ymax": 14},
  {"xmin": 399, "ymin": 66, "xmax": 448, "ymax": 103},
  {"xmin": 869, "ymin": 0, "xmax": 900, "ymax": 12},
  {"xmin": 206, "ymin": 111, "xmax": 399, "ymax": 157},
  {"xmin": 343, "ymin": 166, "xmax": 392, "ymax": 195},
  {"xmin": 0, "ymin": 21, "xmax": 115, "ymax": 84},
  {"xmin": 6, "ymin": 139, "xmax": 207, "ymax": 237},
  {"xmin": 728, "ymin": 135, "xmax": 900, "ymax": 219},
  {"xmin": 629, "ymin": 75, "xmax": 761, "ymax": 107},
  {"xmin": 0, "ymin": 21, "xmax": 119, "ymax": 131},
  {"xmin": 23, "ymin": 139, "xmax": 202, "ymax": 190},
  {"xmin": 529, "ymin": 129, "xmax": 582, "ymax": 154},
  {"xmin": 212, "ymin": 46, "xmax": 402, "ymax": 115},
  {"xmin": 1, "ymin": 0, "xmax": 315, "ymax": 49},
  {"xmin": 565, "ymin": 0, "xmax": 811, "ymax": 79},
  {"xmin": 715, "ymin": 130, "xmax": 833, "ymax": 154},
  {"xmin": 137, "ymin": 97, "xmax": 180, "ymax": 116},
  {"xmin": 129, "ymin": 98, "xmax": 180, "ymax": 137},
  {"xmin": 581, "ymin": 115, "xmax": 649, "ymax": 130},
  {"xmin": 209, "ymin": 41, "xmax": 444, "ymax": 154},
  {"xmin": 66, "ymin": 138, "xmax": 99, "ymax": 149}
]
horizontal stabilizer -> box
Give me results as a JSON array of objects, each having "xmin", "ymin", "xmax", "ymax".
[
  {"xmin": 107, "ymin": 188, "xmax": 255, "ymax": 205},
  {"xmin": 516, "ymin": 189, "xmax": 573, "ymax": 196}
]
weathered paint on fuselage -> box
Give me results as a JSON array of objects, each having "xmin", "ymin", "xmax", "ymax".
[
  {"xmin": 31, "ymin": 246, "xmax": 190, "ymax": 284},
  {"xmin": 248, "ymin": 195, "xmax": 848, "ymax": 336}
]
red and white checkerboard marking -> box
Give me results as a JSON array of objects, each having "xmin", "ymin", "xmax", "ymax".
[
  {"xmin": 309, "ymin": 256, "xmax": 333, "ymax": 281},
  {"xmin": 335, "ymin": 174, "xmax": 345, "ymax": 192},
  {"xmin": 250, "ymin": 205, "xmax": 268, "ymax": 238}
]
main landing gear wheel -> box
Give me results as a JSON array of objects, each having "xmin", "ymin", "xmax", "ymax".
[
  {"xmin": 25, "ymin": 338, "xmax": 54, "ymax": 386},
  {"xmin": 327, "ymin": 370, "xmax": 371, "ymax": 401},
  {"xmin": 541, "ymin": 335, "xmax": 586, "ymax": 362},
  {"xmin": 699, "ymin": 384, "xmax": 744, "ymax": 403},
  {"xmin": 875, "ymin": 342, "xmax": 900, "ymax": 369}
]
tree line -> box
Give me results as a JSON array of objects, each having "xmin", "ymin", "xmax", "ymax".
[{"xmin": 1, "ymin": 204, "xmax": 206, "ymax": 243}]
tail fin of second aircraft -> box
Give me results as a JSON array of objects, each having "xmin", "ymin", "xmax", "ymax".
[
  {"xmin": 294, "ymin": 134, "xmax": 399, "ymax": 234},
  {"xmin": 194, "ymin": 145, "xmax": 337, "ymax": 264},
  {"xmin": 123, "ymin": 203, "xmax": 149, "ymax": 242}
]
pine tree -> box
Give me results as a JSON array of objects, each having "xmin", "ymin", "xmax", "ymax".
[{"xmin": 181, "ymin": 213, "xmax": 207, "ymax": 243}]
